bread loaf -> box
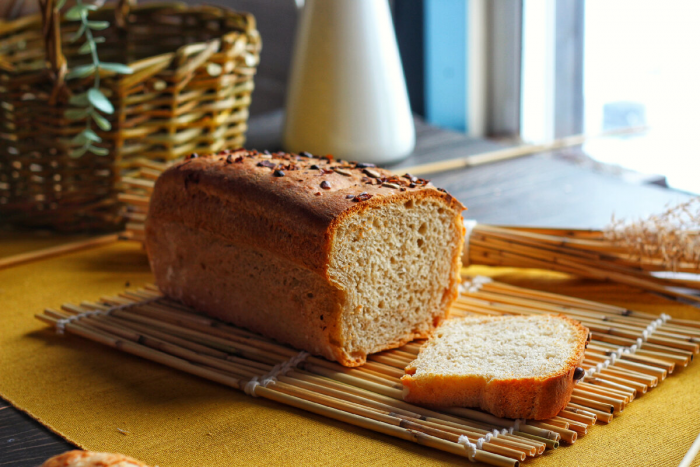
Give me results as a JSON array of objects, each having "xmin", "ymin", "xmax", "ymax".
[
  {"xmin": 401, "ymin": 315, "xmax": 589, "ymax": 419},
  {"xmin": 42, "ymin": 451, "xmax": 150, "ymax": 467},
  {"xmin": 145, "ymin": 150, "xmax": 465, "ymax": 366}
]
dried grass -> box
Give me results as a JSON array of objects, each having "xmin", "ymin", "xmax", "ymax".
[{"xmin": 606, "ymin": 198, "xmax": 700, "ymax": 272}]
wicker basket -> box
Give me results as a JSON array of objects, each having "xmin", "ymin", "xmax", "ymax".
[{"xmin": 0, "ymin": 0, "xmax": 260, "ymax": 231}]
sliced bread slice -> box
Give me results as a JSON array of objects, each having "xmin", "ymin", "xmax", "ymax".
[{"xmin": 401, "ymin": 315, "xmax": 589, "ymax": 420}]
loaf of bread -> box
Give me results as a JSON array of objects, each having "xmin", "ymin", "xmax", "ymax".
[
  {"xmin": 145, "ymin": 149, "xmax": 465, "ymax": 366},
  {"xmin": 42, "ymin": 451, "xmax": 150, "ymax": 467},
  {"xmin": 401, "ymin": 315, "xmax": 589, "ymax": 419}
]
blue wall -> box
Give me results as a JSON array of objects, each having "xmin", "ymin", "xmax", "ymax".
[{"xmin": 424, "ymin": 0, "xmax": 467, "ymax": 132}]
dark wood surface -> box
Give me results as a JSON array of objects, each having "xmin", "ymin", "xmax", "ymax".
[{"xmin": 0, "ymin": 114, "xmax": 693, "ymax": 466}]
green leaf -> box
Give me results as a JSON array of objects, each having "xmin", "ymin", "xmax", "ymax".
[
  {"xmin": 69, "ymin": 92, "xmax": 89, "ymax": 106},
  {"xmin": 87, "ymin": 21, "xmax": 110, "ymax": 30},
  {"xmin": 84, "ymin": 4, "xmax": 99, "ymax": 11},
  {"xmin": 71, "ymin": 132, "xmax": 87, "ymax": 144},
  {"xmin": 69, "ymin": 23, "xmax": 87, "ymax": 43},
  {"xmin": 69, "ymin": 146, "xmax": 89, "ymax": 158},
  {"xmin": 88, "ymin": 145, "xmax": 109, "ymax": 156},
  {"xmin": 65, "ymin": 108, "xmax": 89, "ymax": 120},
  {"xmin": 88, "ymin": 88, "xmax": 114, "ymax": 114},
  {"xmin": 93, "ymin": 37, "xmax": 106, "ymax": 44},
  {"xmin": 83, "ymin": 129, "xmax": 102, "ymax": 143},
  {"xmin": 66, "ymin": 64, "xmax": 95, "ymax": 80},
  {"xmin": 99, "ymin": 62, "xmax": 133, "ymax": 75},
  {"xmin": 91, "ymin": 112, "xmax": 112, "ymax": 131},
  {"xmin": 78, "ymin": 41, "xmax": 93, "ymax": 55},
  {"xmin": 71, "ymin": 129, "xmax": 101, "ymax": 145},
  {"xmin": 56, "ymin": 0, "xmax": 68, "ymax": 9},
  {"xmin": 64, "ymin": 5, "xmax": 87, "ymax": 21}
]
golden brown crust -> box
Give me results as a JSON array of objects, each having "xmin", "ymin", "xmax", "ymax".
[
  {"xmin": 150, "ymin": 150, "xmax": 463, "ymax": 277},
  {"xmin": 401, "ymin": 315, "xmax": 589, "ymax": 420},
  {"xmin": 146, "ymin": 149, "xmax": 465, "ymax": 366},
  {"xmin": 41, "ymin": 450, "xmax": 150, "ymax": 467}
]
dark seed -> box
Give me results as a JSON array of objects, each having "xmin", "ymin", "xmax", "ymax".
[
  {"xmin": 356, "ymin": 162, "xmax": 376, "ymax": 169},
  {"xmin": 235, "ymin": 156, "xmax": 244, "ymax": 163},
  {"xmin": 257, "ymin": 160, "xmax": 276, "ymax": 169},
  {"xmin": 320, "ymin": 180, "xmax": 331, "ymax": 190},
  {"xmin": 226, "ymin": 155, "xmax": 234, "ymax": 164},
  {"xmin": 189, "ymin": 153, "xmax": 199, "ymax": 159},
  {"xmin": 354, "ymin": 192, "xmax": 373, "ymax": 202},
  {"xmin": 437, "ymin": 188, "xmax": 447, "ymax": 193},
  {"xmin": 346, "ymin": 194, "xmax": 355, "ymax": 199},
  {"xmin": 310, "ymin": 164, "xmax": 320, "ymax": 170},
  {"xmin": 573, "ymin": 367, "xmax": 585, "ymax": 381},
  {"xmin": 263, "ymin": 150, "xmax": 271, "ymax": 155},
  {"xmin": 300, "ymin": 151, "xmax": 313, "ymax": 158},
  {"xmin": 363, "ymin": 168, "xmax": 381, "ymax": 178},
  {"xmin": 409, "ymin": 183, "xmax": 416, "ymax": 188},
  {"xmin": 273, "ymin": 170, "xmax": 285, "ymax": 177}
]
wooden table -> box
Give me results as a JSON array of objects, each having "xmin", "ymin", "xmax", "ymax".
[{"xmin": 0, "ymin": 115, "xmax": 693, "ymax": 466}]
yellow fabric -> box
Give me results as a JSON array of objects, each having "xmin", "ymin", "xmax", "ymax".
[{"xmin": 0, "ymin": 241, "xmax": 699, "ymax": 467}]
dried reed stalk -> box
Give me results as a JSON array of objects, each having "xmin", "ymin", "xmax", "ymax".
[
  {"xmin": 463, "ymin": 198, "xmax": 700, "ymax": 303},
  {"xmin": 607, "ymin": 198, "xmax": 700, "ymax": 271}
]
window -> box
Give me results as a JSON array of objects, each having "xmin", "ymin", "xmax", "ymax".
[{"xmin": 582, "ymin": 0, "xmax": 700, "ymax": 194}]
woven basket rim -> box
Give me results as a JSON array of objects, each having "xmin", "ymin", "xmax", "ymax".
[{"xmin": 0, "ymin": 1, "xmax": 259, "ymax": 76}]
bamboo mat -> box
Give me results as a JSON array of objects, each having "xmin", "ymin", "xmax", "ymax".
[{"xmin": 1, "ymin": 240, "xmax": 700, "ymax": 466}]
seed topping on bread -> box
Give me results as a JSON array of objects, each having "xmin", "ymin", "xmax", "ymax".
[{"xmin": 180, "ymin": 149, "xmax": 446, "ymax": 203}]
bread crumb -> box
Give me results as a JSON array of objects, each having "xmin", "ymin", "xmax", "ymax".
[{"xmin": 117, "ymin": 428, "xmax": 130, "ymax": 435}]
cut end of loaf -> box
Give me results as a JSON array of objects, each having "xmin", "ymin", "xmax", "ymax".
[
  {"xmin": 401, "ymin": 315, "xmax": 588, "ymax": 419},
  {"xmin": 328, "ymin": 195, "xmax": 464, "ymax": 365}
]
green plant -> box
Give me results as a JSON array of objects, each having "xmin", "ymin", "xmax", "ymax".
[{"xmin": 61, "ymin": 0, "xmax": 133, "ymax": 157}]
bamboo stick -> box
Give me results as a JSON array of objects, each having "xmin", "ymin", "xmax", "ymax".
[
  {"xmin": 401, "ymin": 125, "xmax": 647, "ymax": 176},
  {"xmin": 0, "ymin": 233, "xmax": 121, "ymax": 270},
  {"xmin": 559, "ymin": 409, "xmax": 596, "ymax": 425},
  {"xmin": 527, "ymin": 422, "xmax": 578, "ymax": 444},
  {"xmin": 566, "ymin": 404, "xmax": 613, "ymax": 424}
]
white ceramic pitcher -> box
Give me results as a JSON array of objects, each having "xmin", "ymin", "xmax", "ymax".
[{"xmin": 282, "ymin": 0, "xmax": 415, "ymax": 164}]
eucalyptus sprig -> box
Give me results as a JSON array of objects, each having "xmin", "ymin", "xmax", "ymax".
[{"xmin": 61, "ymin": 0, "xmax": 133, "ymax": 158}]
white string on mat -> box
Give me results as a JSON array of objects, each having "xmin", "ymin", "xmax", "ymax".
[
  {"xmin": 244, "ymin": 351, "xmax": 310, "ymax": 397},
  {"xmin": 462, "ymin": 219, "xmax": 478, "ymax": 263},
  {"xmin": 459, "ymin": 275, "xmax": 493, "ymax": 294},
  {"xmin": 457, "ymin": 420, "xmax": 524, "ymax": 462},
  {"xmin": 55, "ymin": 296, "xmax": 161, "ymax": 335},
  {"xmin": 583, "ymin": 314, "xmax": 668, "ymax": 379}
]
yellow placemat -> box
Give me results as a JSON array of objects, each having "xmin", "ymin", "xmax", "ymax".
[{"xmin": 0, "ymin": 242, "xmax": 699, "ymax": 467}]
